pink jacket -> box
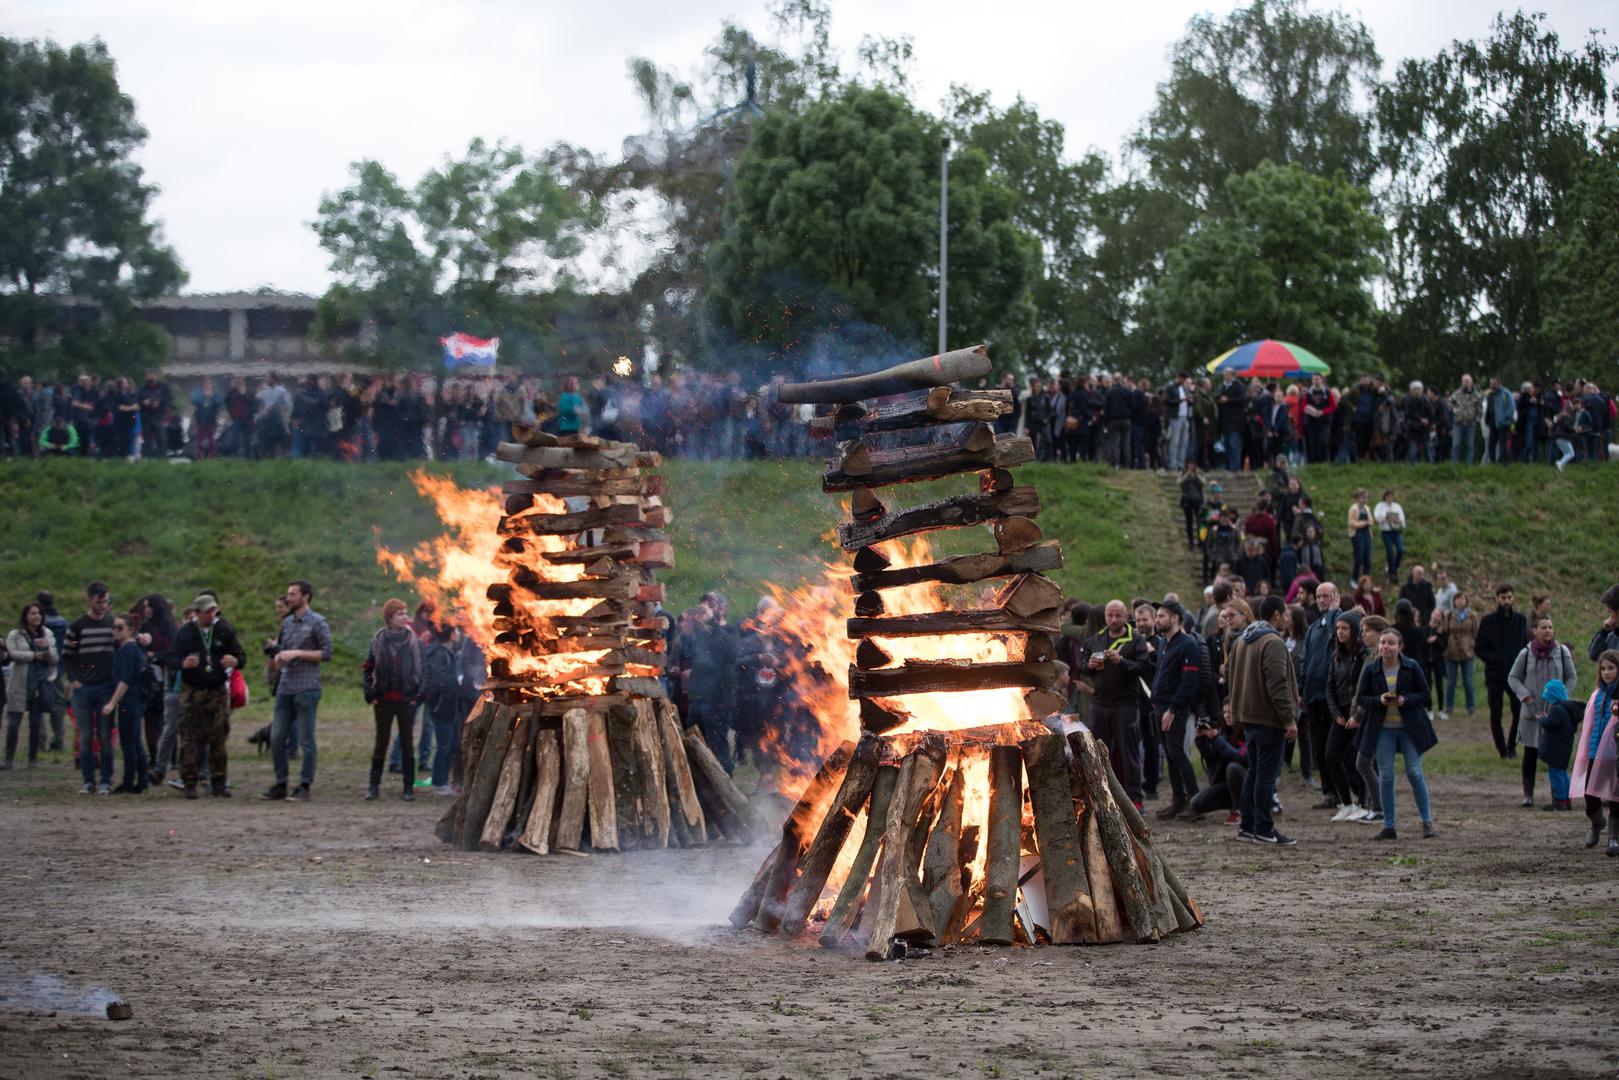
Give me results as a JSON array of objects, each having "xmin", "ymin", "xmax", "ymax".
[{"xmin": 1570, "ymin": 686, "xmax": 1619, "ymax": 804}]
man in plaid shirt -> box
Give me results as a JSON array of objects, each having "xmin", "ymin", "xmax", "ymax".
[{"xmin": 263, "ymin": 579, "xmax": 332, "ymax": 802}]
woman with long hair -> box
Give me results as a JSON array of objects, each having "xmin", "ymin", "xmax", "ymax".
[
  {"xmin": 137, "ymin": 594, "xmax": 177, "ymax": 765},
  {"xmin": 1439, "ymin": 589, "xmax": 1478, "ymax": 720},
  {"xmin": 1356, "ymin": 628, "xmax": 1438, "ymax": 839},
  {"xmin": 1352, "ymin": 575, "xmax": 1385, "ymax": 616},
  {"xmin": 4, "ymin": 603, "xmax": 57, "ymax": 769},
  {"xmin": 1324, "ymin": 611, "xmax": 1368, "ymax": 821},
  {"xmin": 1571, "ymin": 651, "xmax": 1619, "ymax": 853},
  {"xmin": 1508, "ymin": 615, "xmax": 1578, "ymax": 807}
]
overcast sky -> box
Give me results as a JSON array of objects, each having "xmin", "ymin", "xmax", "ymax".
[{"xmin": 4, "ymin": 0, "xmax": 1612, "ymax": 295}]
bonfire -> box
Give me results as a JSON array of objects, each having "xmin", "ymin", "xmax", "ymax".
[{"xmin": 732, "ymin": 346, "xmax": 1204, "ymax": 956}]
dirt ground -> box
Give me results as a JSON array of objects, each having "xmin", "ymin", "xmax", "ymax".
[{"xmin": 1, "ymin": 710, "xmax": 1616, "ymax": 1080}]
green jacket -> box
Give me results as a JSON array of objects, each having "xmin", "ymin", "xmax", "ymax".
[{"xmin": 1228, "ymin": 622, "xmax": 1299, "ymax": 731}]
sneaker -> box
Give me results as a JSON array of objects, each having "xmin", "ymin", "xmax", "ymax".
[
  {"xmin": 414, "ymin": 777, "xmax": 433, "ymax": 789},
  {"xmin": 167, "ymin": 777, "xmax": 186, "ymax": 791},
  {"xmin": 261, "ymin": 783, "xmax": 288, "ymax": 801},
  {"xmin": 1359, "ymin": 809, "xmax": 1382, "ymax": 824},
  {"xmin": 1520, "ymin": 796, "xmax": 1534, "ymax": 808},
  {"xmin": 432, "ymin": 785, "xmax": 456, "ymax": 798},
  {"xmin": 1541, "ymin": 800, "xmax": 1572, "ymax": 812},
  {"xmin": 1376, "ymin": 827, "xmax": 1397, "ymax": 840},
  {"xmin": 1253, "ymin": 830, "xmax": 1297, "ymax": 846},
  {"xmin": 183, "ymin": 786, "xmax": 199, "ymax": 800},
  {"xmin": 291, "ymin": 785, "xmax": 311, "ymax": 802},
  {"xmin": 1422, "ymin": 820, "xmax": 1438, "ymax": 839},
  {"xmin": 1272, "ymin": 796, "xmax": 1285, "ymax": 815},
  {"xmin": 1236, "ymin": 828, "xmax": 1256, "ymax": 842},
  {"xmin": 366, "ymin": 784, "xmax": 379, "ymax": 801},
  {"xmin": 97, "ymin": 783, "xmax": 111, "ymax": 796},
  {"xmin": 1224, "ymin": 810, "xmax": 1240, "ymax": 825},
  {"xmin": 1331, "ymin": 803, "xmax": 1360, "ymax": 822},
  {"xmin": 402, "ymin": 789, "xmax": 415, "ymax": 802},
  {"xmin": 79, "ymin": 782, "xmax": 95, "ymax": 795}
]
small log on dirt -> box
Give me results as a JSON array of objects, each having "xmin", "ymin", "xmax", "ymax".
[
  {"xmin": 1079, "ymin": 805, "xmax": 1126, "ymax": 943},
  {"xmin": 980, "ymin": 744, "xmax": 1023, "ymax": 946},
  {"xmin": 809, "ymin": 387, "xmax": 1013, "ymax": 439},
  {"xmin": 753, "ymin": 741, "xmax": 856, "ymax": 933},
  {"xmin": 849, "ymin": 542, "xmax": 1063, "ymax": 592},
  {"xmin": 818, "ymin": 764, "xmax": 898, "ymax": 948},
  {"xmin": 729, "ymin": 843, "xmax": 780, "ymax": 929},
  {"xmin": 656, "ymin": 701, "xmax": 705, "ymax": 842},
  {"xmin": 862, "ymin": 739, "xmax": 949, "ymax": 960},
  {"xmin": 554, "ymin": 708, "xmax": 592, "ymax": 852},
  {"xmin": 846, "ymin": 608, "xmax": 1059, "ymax": 639},
  {"xmin": 848, "ymin": 658, "xmax": 1056, "ymax": 699},
  {"xmin": 779, "ymin": 736, "xmax": 882, "ymax": 936},
  {"xmin": 837, "ymin": 487, "xmax": 1040, "ymax": 549},
  {"xmin": 1020, "ymin": 731, "xmax": 1097, "ymax": 944},
  {"xmin": 459, "ymin": 703, "xmax": 517, "ymax": 851},
  {"xmin": 683, "ymin": 726, "xmax": 754, "ymax": 844},
  {"xmin": 777, "ymin": 345, "xmax": 991, "ymax": 404},
  {"xmin": 605, "ymin": 705, "xmax": 643, "ymax": 852},
  {"xmin": 922, "ymin": 755, "xmax": 969, "ymax": 943},
  {"xmin": 822, "ymin": 433, "xmax": 1034, "ymax": 492},
  {"xmin": 517, "ymin": 729, "xmax": 562, "ymax": 854},
  {"xmin": 585, "ymin": 710, "xmax": 618, "ymax": 851},
  {"xmin": 478, "ymin": 713, "xmax": 531, "ymax": 852},
  {"xmin": 1066, "ymin": 729, "xmax": 1158, "ymax": 942}
]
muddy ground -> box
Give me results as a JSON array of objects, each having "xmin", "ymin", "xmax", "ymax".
[{"xmin": 0, "ymin": 710, "xmax": 1615, "ymax": 1080}]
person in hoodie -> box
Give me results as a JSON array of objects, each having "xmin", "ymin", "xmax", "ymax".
[
  {"xmin": 1356, "ymin": 628, "xmax": 1439, "ymax": 840},
  {"xmin": 362, "ymin": 600, "xmax": 421, "ymax": 802},
  {"xmin": 1507, "ymin": 615, "xmax": 1578, "ymax": 808},
  {"xmin": 1228, "ymin": 595, "xmax": 1300, "ymax": 845},
  {"xmin": 1536, "ymin": 679, "xmax": 1583, "ymax": 813},
  {"xmin": 1571, "ymin": 650, "xmax": 1619, "ymax": 854}
]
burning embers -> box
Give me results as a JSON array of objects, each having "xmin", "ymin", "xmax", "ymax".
[
  {"xmin": 417, "ymin": 416, "xmax": 755, "ymax": 855},
  {"xmin": 732, "ymin": 346, "xmax": 1203, "ymax": 954}
]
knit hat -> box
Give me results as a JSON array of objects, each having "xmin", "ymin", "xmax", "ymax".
[{"xmin": 1541, "ymin": 678, "xmax": 1568, "ymax": 705}]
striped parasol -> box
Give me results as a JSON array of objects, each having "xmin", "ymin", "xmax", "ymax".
[{"xmin": 1205, "ymin": 340, "xmax": 1331, "ymax": 379}]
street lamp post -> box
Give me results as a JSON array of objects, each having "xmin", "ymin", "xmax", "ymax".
[{"xmin": 939, "ymin": 136, "xmax": 949, "ymax": 357}]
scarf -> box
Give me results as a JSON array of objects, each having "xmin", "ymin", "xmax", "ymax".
[{"xmin": 1530, "ymin": 636, "xmax": 1559, "ymax": 661}]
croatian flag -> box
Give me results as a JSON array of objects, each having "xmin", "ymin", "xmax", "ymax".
[{"xmin": 440, "ymin": 332, "xmax": 500, "ymax": 369}]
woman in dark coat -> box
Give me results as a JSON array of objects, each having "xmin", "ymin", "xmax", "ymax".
[
  {"xmin": 1323, "ymin": 610, "xmax": 1368, "ymax": 819},
  {"xmin": 1357, "ymin": 627, "xmax": 1438, "ymax": 840}
]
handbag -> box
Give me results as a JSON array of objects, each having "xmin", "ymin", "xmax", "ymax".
[{"xmin": 229, "ymin": 668, "xmax": 249, "ymax": 710}]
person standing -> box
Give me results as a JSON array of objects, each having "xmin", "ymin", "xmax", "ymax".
[
  {"xmin": 1372, "ymin": 489, "xmax": 1406, "ymax": 583},
  {"xmin": 1102, "ymin": 375, "xmax": 1132, "ymax": 469},
  {"xmin": 1589, "ymin": 584, "xmax": 1619, "ymax": 662},
  {"xmin": 1229, "ymin": 595, "xmax": 1299, "ymax": 844},
  {"xmin": 1076, "ymin": 601, "xmax": 1154, "ymax": 807},
  {"xmin": 1485, "ymin": 376, "xmax": 1516, "ymax": 463},
  {"xmin": 64, "ymin": 582, "xmax": 118, "ymax": 795},
  {"xmin": 1347, "ymin": 489, "xmax": 1374, "ymax": 583},
  {"xmin": 363, "ymin": 600, "xmax": 421, "ymax": 802},
  {"xmin": 1477, "ymin": 583, "xmax": 1530, "ymax": 759},
  {"xmin": 1214, "ymin": 374, "xmax": 1247, "ymax": 471},
  {"xmin": 4, "ymin": 603, "xmax": 56, "ymax": 770},
  {"xmin": 1447, "ymin": 375, "xmax": 1483, "ymax": 465},
  {"xmin": 102, "ymin": 616, "xmax": 150, "ymax": 794},
  {"xmin": 264, "ymin": 580, "xmax": 331, "ymax": 801},
  {"xmin": 1356, "ymin": 629, "xmax": 1439, "ymax": 839},
  {"xmin": 1165, "ymin": 371, "xmax": 1193, "ymax": 471},
  {"xmin": 1323, "ymin": 610, "xmax": 1368, "ymax": 820},
  {"xmin": 1438, "ymin": 591, "xmax": 1478, "ymax": 720},
  {"xmin": 1297, "ymin": 582, "xmax": 1343, "ymax": 806},
  {"xmin": 164, "ymin": 594, "xmax": 244, "ymax": 799},
  {"xmin": 1149, "ymin": 602, "xmax": 1201, "ymax": 819},
  {"xmin": 1302, "ymin": 374, "xmax": 1336, "ymax": 464},
  {"xmin": 1571, "ymin": 651, "xmax": 1619, "ymax": 853},
  {"xmin": 1177, "ymin": 462, "xmax": 1204, "ymax": 549},
  {"xmin": 1507, "ymin": 615, "xmax": 1578, "ymax": 808}
]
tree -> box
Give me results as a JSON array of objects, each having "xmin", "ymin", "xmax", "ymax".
[
  {"xmin": 1133, "ymin": 0, "xmax": 1381, "ymax": 216},
  {"xmin": 311, "ymin": 138, "xmax": 601, "ymax": 368},
  {"xmin": 0, "ymin": 36, "xmax": 184, "ymax": 374},
  {"xmin": 1377, "ymin": 10, "xmax": 1616, "ymax": 383},
  {"xmin": 1540, "ymin": 129, "xmax": 1619, "ymax": 369},
  {"xmin": 1144, "ymin": 161, "xmax": 1383, "ymax": 378},
  {"xmin": 708, "ymin": 83, "xmax": 1039, "ymax": 370}
]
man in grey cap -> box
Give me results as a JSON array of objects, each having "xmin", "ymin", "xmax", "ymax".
[{"xmin": 163, "ymin": 593, "xmax": 245, "ymax": 798}]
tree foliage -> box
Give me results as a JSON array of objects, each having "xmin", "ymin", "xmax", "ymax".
[
  {"xmin": 1540, "ymin": 129, "xmax": 1619, "ymax": 369},
  {"xmin": 311, "ymin": 138, "xmax": 601, "ymax": 368},
  {"xmin": 1377, "ymin": 10, "xmax": 1616, "ymax": 383},
  {"xmin": 1145, "ymin": 161, "xmax": 1384, "ymax": 377},
  {"xmin": 708, "ymin": 84, "xmax": 1038, "ymax": 369},
  {"xmin": 0, "ymin": 36, "xmax": 184, "ymax": 373}
]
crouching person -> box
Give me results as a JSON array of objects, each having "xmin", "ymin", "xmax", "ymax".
[{"xmin": 166, "ymin": 594, "xmax": 245, "ymax": 798}]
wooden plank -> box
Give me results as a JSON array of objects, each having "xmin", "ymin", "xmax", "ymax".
[
  {"xmin": 848, "ymin": 659, "xmax": 1056, "ymax": 699},
  {"xmin": 656, "ymin": 701, "xmax": 705, "ymax": 839},
  {"xmin": 850, "ymin": 542, "xmax": 1063, "ymax": 592},
  {"xmin": 682, "ymin": 725, "xmax": 754, "ymax": 837},
  {"xmin": 846, "ymin": 607, "xmax": 1059, "ymax": 639},
  {"xmin": 836, "ymin": 487, "xmax": 1040, "ymax": 550},
  {"xmin": 980, "ymin": 744, "xmax": 1023, "ymax": 946},
  {"xmin": 477, "ymin": 713, "xmax": 530, "ymax": 852},
  {"xmin": 862, "ymin": 740, "xmax": 948, "ymax": 960},
  {"xmin": 517, "ymin": 729, "xmax": 562, "ymax": 855},
  {"xmin": 1020, "ymin": 732, "xmax": 1097, "ymax": 945},
  {"xmin": 605, "ymin": 705, "xmax": 642, "ymax": 852},
  {"xmin": 554, "ymin": 708, "xmax": 591, "ymax": 852},
  {"xmin": 585, "ymin": 711, "xmax": 618, "ymax": 851},
  {"xmin": 458, "ymin": 703, "xmax": 517, "ymax": 851},
  {"xmin": 823, "ymin": 433, "xmax": 1034, "ymax": 492},
  {"xmin": 808, "ymin": 388, "xmax": 1013, "ymax": 439},
  {"xmin": 631, "ymin": 699, "xmax": 670, "ymax": 850}
]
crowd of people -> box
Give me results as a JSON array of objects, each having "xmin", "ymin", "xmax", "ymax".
[
  {"xmin": 1049, "ymin": 578, "xmax": 1619, "ymax": 850},
  {"xmin": 4, "ymin": 364, "xmax": 1613, "ymax": 468}
]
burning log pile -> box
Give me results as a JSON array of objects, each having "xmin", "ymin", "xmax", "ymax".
[
  {"xmin": 432, "ymin": 417, "xmax": 755, "ymax": 855},
  {"xmin": 732, "ymin": 346, "xmax": 1203, "ymax": 954}
]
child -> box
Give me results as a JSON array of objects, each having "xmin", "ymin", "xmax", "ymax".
[
  {"xmin": 1537, "ymin": 679, "xmax": 1581, "ymax": 812},
  {"xmin": 1571, "ymin": 650, "xmax": 1619, "ymax": 853}
]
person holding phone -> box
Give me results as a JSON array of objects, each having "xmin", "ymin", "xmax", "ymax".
[{"xmin": 1356, "ymin": 629, "xmax": 1439, "ymax": 840}]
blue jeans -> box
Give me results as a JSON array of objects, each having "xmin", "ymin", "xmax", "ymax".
[
  {"xmin": 1222, "ymin": 426, "xmax": 1243, "ymax": 471},
  {"xmin": 1444, "ymin": 657, "xmax": 1476, "ymax": 712},
  {"xmin": 71, "ymin": 681, "xmax": 116, "ymax": 785},
  {"xmin": 116, "ymin": 696, "xmax": 149, "ymax": 789},
  {"xmin": 1351, "ymin": 531, "xmax": 1373, "ymax": 581},
  {"xmin": 1376, "ymin": 727, "xmax": 1433, "ymax": 830},
  {"xmin": 1452, "ymin": 423, "xmax": 1477, "ymax": 465},
  {"xmin": 272, "ymin": 689, "xmax": 321, "ymax": 788},
  {"xmin": 1381, "ymin": 530, "xmax": 1404, "ymax": 579},
  {"xmin": 430, "ymin": 696, "xmax": 466, "ymax": 788},
  {"xmin": 1239, "ymin": 725, "xmax": 1286, "ymax": 837},
  {"xmin": 1549, "ymin": 765, "xmax": 1571, "ymax": 802}
]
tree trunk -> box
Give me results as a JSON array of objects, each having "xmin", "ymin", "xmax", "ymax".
[
  {"xmin": 1080, "ymin": 806, "xmax": 1126, "ymax": 943},
  {"xmin": 682, "ymin": 725, "xmax": 754, "ymax": 835}
]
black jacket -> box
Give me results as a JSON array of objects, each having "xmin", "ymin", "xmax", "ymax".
[
  {"xmin": 1103, "ymin": 385, "xmax": 1133, "ymax": 422},
  {"xmin": 1356, "ymin": 656, "xmax": 1437, "ymax": 753},
  {"xmin": 165, "ymin": 618, "xmax": 247, "ymax": 690},
  {"xmin": 1589, "ymin": 625, "xmax": 1619, "ymax": 663},
  {"xmin": 1476, "ymin": 607, "xmax": 1529, "ymax": 678},
  {"xmin": 1539, "ymin": 698, "xmax": 1583, "ymax": 769},
  {"xmin": 1215, "ymin": 380, "xmax": 1247, "ymax": 428},
  {"xmin": 1078, "ymin": 630, "xmax": 1154, "ymax": 708}
]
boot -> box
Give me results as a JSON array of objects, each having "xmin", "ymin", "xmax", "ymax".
[
  {"xmin": 366, "ymin": 783, "xmax": 380, "ymax": 801},
  {"xmin": 1586, "ymin": 809, "xmax": 1603, "ymax": 848},
  {"xmin": 1608, "ymin": 809, "xmax": 1619, "ymax": 857},
  {"xmin": 1155, "ymin": 800, "xmax": 1186, "ymax": 820}
]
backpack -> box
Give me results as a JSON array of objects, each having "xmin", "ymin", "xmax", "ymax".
[
  {"xmin": 421, "ymin": 641, "xmax": 457, "ymax": 703},
  {"xmin": 136, "ymin": 651, "xmax": 161, "ymax": 700}
]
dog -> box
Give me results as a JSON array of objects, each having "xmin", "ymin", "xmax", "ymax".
[{"xmin": 248, "ymin": 724, "xmax": 273, "ymax": 755}]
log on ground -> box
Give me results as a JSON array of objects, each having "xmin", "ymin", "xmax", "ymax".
[
  {"xmin": 779, "ymin": 736, "xmax": 882, "ymax": 936},
  {"xmin": 818, "ymin": 764, "xmax": 898, "ymax": 948},
  {"xmin": 477, "ymin": 713, "xmax": 531, "ymax": 852},
  {"xmin": 1066, "ymin": 729, "xmax": 1159, "ymax": 942},
  {"xmin": 517, "ymin": 729, "xmax": 562, "ymax": 854},
  {"xmin": 862, "ymin": 739, "xmax": 948, "ymax": 960},
  {"xmin": 752, "ymin": 742, "xmax": 856, "ymax": 933}
]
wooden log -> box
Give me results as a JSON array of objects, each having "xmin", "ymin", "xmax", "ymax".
[
  {"xmin": 980, "ymin": 744, "xmax": 1023, "ymax": 946},
  {"xmin": 609, "ymin": 675, "xmax": 665, "ymax": 698},
  {"xmin": 1136, "ymin": 835, "xmax": 1177, "ymax": 937},
  {"xmin": 859, "ymin": 697, "xmax": 911, "ymax": 733},
  {"xmin": 728, "ymin": 842, "xmax": 780, "ymax": 929},
  {"xmin": 922, "ymin": 756, "xmax": 968, "ymax": 943},
  {"xmin": 554, "ymin": 709, "xmax": 591, "ymax": 852},
  {"xmin": 863, "ymin": 740, "xmax": 949, "ymax": 960},
  {"xmin": 1020, "ymin": 732, "xmax": 1097, "ymax": 944},
  {"xmin": 605, "ymin": 705, "xmax": 643, "ymax": 852},
  {"xmin": 1160, "ymin": 857, "xmax": 1205, "ymax": 929},
  {"xmin": 855, "ymin": 639, "xmax": 894, "ymax": 669},
  {"xmin": 498, "ymin": 441, "xmax": 637, "ymax": 470},
  {"xmin": 853, "ymin": 591, "xmax": 885, "ymax": 617},
  {"xmin": 852, "ymin": 545, "xmax": 892, "ymax": 572},
  {"xmin": 777, "ymin": 345, "xmax": 991, "ymax": 404},
  {"xmin": 478, "ymin": 714, "xmax": 530, "ymax": 852},
  {"xmin": 683, "ymin": 726, "xmax": 755, "ymax": 843},
  {"xmin": 585, "ymin": 711, "xmax": 618, "ymax": 851},
  {"xmin": 850, "ymin": 542, "xmax": 1063, "ymax": 592},
  {"xmin": 538, "ymin": 692, "xmax": 631, "ymax": 717},
  {"xmin": 837, "ymin": 487, "xmax": 1040, "ymax": 550},
  {"xmin": 850, "ymin": 487, "xmax": 885, "ymax": 518},
  {"xmin": 637, "ymin": 540, "xmax": 675, "ymax": 569},
  {"xmin": 504, "ymin": 473, "xmax": 664, "ymax": 497},
  {"xmin": 980, "ymin": 466, "xmax": 1015, "ymax": 492},
  {"xmin": 848, "ymin": 659, "xmax": 1056, "ymax": 699},
  {"xmin": 500, "ymin": 503, "xmax": 644, "ymax": 535},
  {"xmin": 753, "ymin": 742, "xmax": 856, "ymax": 933},
  {"xmin": 779, "ymin": 736, "xmax": 882, "ymax": 936},
  {"xmin": 509, "ymin": 571, "xmax": 640, "ymax": 601},
  {"xmin": 818, "ymin": 764, "xmax": 898, "ymax": 948},
  {"xmin": 1099, "ymin": 751, "xmax": 1198, "ymax": 934},
  {"xmin": 846, "ymin": 608, "xmax": 1059, "ymax": 639},
  {"xmin": 656, "ymin": 702, "xmax": 706, "ymax": 840},
  {"xmin": 459, "ymin": 704, "xmax": 517, "ymax": 851},
  {"xmin": 996, "ymin": 573, "xmax": 1064, "ymax": 618},
  {"xmin": 1080, "ymin": 806, "xmax": 1126, "ymax": 943},
  {"xmin": 994, "ymin": 516, "xmax": 1044, "ymax": 554},
  {"xmin": 809, "ymin": 388, "xmax": 1014, "ymax": 438},
  {"xmin": 600, "ymin": 525, "xmax": 669, "ymax": 544},
  {"xmin": 1066, "ymin": 729, "xmax": 1159, "ymax": 942},
  {"xmin": 882, "ymin": 718, "xmax": 1054, "ymax": 757},
  {"xmin": 517, "ymin": 729, "xmax": 562, "ymax": 854},
  {"xmin": 823, "ymin": 434, "xmax": 1035, "ymax": 492},
  {"xmin": 1024, "ymin": 689, "xmax": 1068, "ymax": 719},
  {"xmin": 448, "ymin": 700, "xmax": 497, "ymax": 843},
  {"xmin": 540, "ymin": 543, "xmax": 639, "ymax": 564},
  {"xmin": 631, "ymin": 700, "xmax": 670, "ymax": 850}
]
